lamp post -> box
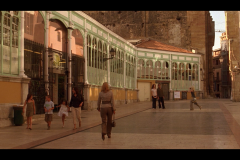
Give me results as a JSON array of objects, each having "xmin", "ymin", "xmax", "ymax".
[{"xmin": 103, "ymin": 48, "xmax": 116, "ymax": 61}]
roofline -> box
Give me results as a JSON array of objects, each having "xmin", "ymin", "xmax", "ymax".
[{"xmin": 137, "ymin": 47, "xmax": 201, "ymax": 57}]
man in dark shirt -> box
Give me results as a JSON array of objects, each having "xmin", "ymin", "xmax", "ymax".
[{"xmin": 157, "ymin": 83, "xmax": 165, "ymax": 109}]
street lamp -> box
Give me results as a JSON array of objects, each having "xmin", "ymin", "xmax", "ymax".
[
  {"xmin": 219, "ymin": 56, "xmax": 223, "ymax": 64},
  {"xmin": 103, "ymin": 48, "xmax": 116, "ymax": 61}
]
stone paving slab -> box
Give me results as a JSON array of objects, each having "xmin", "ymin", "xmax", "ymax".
[
  {"xmin": 2, "ymin": 101, "xmax": 151, "ymax": 149},
  {"xmin": 32, "ymin": 99, "xmax": 240, "ymax": 149},
  {"xmin": 1, "ymin": 99, "xmax": 240, "ymax": 149}
]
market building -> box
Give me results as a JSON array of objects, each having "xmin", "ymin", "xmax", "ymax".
[{"xmin": 0, "ymin": 11, "xmax": 203, "ymax": 127}]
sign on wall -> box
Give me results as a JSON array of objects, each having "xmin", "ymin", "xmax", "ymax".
[{"xmin": 174, "ymin": 91, "xmax": 180, "ymax": 98}]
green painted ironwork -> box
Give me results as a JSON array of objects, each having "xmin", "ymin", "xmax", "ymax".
[{"xmin": 0, "ymin": 11, "xmax": 20, "ymax": 76}]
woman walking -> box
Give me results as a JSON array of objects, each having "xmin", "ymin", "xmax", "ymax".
[
  {"xmin": 22, "ymin": 93, "xmax": 36, "ymax": 130},
  {"xmin": 189, "ymin": 86, "xmax": 202, "ymax": 110},
  {"xmin": 151, "ymin": 84, "xmax": 157, "ymax": 109},
  {"xmin": 97, "ymin": 82, "xmax": 116, "ymax": 141},
  {"xmin": 70, "ymin": 87, "xmax": 84, "ymax": 130}
]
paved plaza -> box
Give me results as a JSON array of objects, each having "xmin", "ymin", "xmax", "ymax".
[{"xmin": 1, "ymin": 99, "xmax": 240, "ymax": 149}]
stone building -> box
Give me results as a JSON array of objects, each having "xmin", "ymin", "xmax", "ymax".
[
  {"xmin": 212, "ymin": 38, "xmax": 230, "ymax": 99},
  {"xmin": 225, "ymin": 11, "xmax": 240, "ymax": 101},
  {"xmin": 83, "ymin": 11, "xmax": 215, "ymax": 98},
  {"xmin": 212, "ymin": 48, "xmax": 222, "ymax": 98}
]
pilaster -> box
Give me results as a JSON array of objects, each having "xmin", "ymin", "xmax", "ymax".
[
  {"xmin": 44, "ymin": 11, "xmax": 51, "ymax": 95},
  {"xmin": 19, "ymin": 11, "xmax": 27, "ymax": 78},
  {"xmin": 84, "ymin": 28, "xmax": 89, "ymax": 85},
  {"xmin": 67, "ymin": 25, "xmax": 73, "ymax": 105}
]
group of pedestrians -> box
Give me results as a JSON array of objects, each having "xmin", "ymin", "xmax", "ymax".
[
  {"xmin": 151, "ymin": 83, "xmax": 202, "ymax": 110},
  {"xmin": 21, "ymin": 82, "xmax": 201, "ymax": 141},
  {"xmin": 22, "ymin": 87, "xmax": 84, "ymax": 130},
  {"xmin": 21, "ymin": 83, "xmax": 115, "ymax": 141}
]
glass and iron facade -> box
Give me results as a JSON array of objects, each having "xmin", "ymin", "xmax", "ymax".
[
  {"xmin": 0, "ymin": 11, "xmax": 20, "ymax": 76},
  {"xmin": 0, "ymin": 11, "xmax": 201, "ymax": 101}
]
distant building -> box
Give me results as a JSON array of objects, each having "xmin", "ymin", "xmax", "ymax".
[
  {"xmin": 225, "ymin": 11, "xmax": 240, "ymax": 101},
  {"xmin": 212, "ymin": 32, "xmax": 231, "ymax": 98}
]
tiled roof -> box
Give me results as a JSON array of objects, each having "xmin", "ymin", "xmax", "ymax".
[{"xmin": 135, "ymin": 39, "xmax": 193, "ymax": 54}]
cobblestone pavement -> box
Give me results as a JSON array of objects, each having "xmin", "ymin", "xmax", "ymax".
[{"xmin": 1, "ymin": 99, "xmax": 240, "ymax": 149}]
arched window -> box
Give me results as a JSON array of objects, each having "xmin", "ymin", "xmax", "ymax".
[
  {"xmin": 149, "ymin": 60, "xmax": 153, "ymax": 79},
  {"xmin": 98, "ymin": 40, "xmax": 102, "ymax": 69},
  {"xmin": 146, "ymin": 60, "xmax": 152, "ymax": 79},
  {"xmin": 165, "ymin": 62, "xmax": 169, "ymax": 79},
  {"xmin": 172, "ymin": 62, "xmax": 177, "ymax": 80},
  {"xmin": 87, "ymin": 35, "xmax": 91, "ymax": 67},
  {"xmin": 92, "ymin": 38, "xmax": 97, "ymax": 68},
  {"xmin": 137, "ymin": 59, "xmax": 144, "ymax": 78},
  {"xmin": 103, "ymin": 43, "xmax": 107, "ymax": 70},
  {"xmin": 179, "ymin": 63, "xmax": 184, "ymax": 80},
  {"xmin": 110, "ymin": 46, "xmax": 114, "ymax": 72},
  {"xmin": 1, "ymin": 11, "xmax": 20, "ymax": 75},
  {"xmin": 195, "ymin": 64, "xmax": 198, "ymax": 81},
  {"xmin": 192, "ymin": 64, "xmax": 196, "ymax": 81},
  {"xmin": 121, "ymin": 51, "xmax": 124, "ymax": 74},
  {"xmin": 162, "ymin": 61, "xmax": 168, "ymax": 79},
  {"xmin": 154, "ymin": 61, "xmax": 160, "ymax": 79},
  {"xmin": 186, "ymin": 63, "xmax": 191, "ymax": 80},
  {"xmin": 72, "ymin": 29, "xmax": 83, "ymax": 56}
]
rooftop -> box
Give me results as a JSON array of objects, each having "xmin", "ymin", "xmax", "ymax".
[{"xmin": 135, "ymin": 39, "xmax": 193, "ymax": 54}]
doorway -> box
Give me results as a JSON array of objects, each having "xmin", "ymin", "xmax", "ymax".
[
  {"xmin": 58, "ymin": 74, "xmax": 65, "ymax": 104},
  {"xmin": 138, "ymin": 82, "xmax": 151, "ymax": 101},
  {"xmin": 162, "ymin": 83, "xmax": 169, "ymax": 100}
]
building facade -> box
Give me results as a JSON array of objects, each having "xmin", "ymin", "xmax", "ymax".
[
  {"xmin": 0, "ymin": 11, "xmax": 203, "ymax": 127},
  {"xmin": 83, "ymin": 11, "xmax": 215, "ymax": 98},
  {"xmin": 225, "ymin": 11, "xmax": 240, "ymax": 101}
]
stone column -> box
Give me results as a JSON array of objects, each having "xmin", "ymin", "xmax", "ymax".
[
  {"xmin": 107, "ymin": 34, "xmax": 110, "ymax": 86},
  {"xmin": 67, "ymin": 25, "xmax": 73, "ymax": 105},
  {"xmin": 21, "ymin": 77, "xmax": 31, "ymax": 104},
  {"xmin": 135, "ymin": 56, "xmax": 138, "ymax": 90},
  {"xmin": 19, "ymin": 11, "xmax": 27, "ymax": 78},
  {"xmin": 170, "ymin": 90, "xmax": 173, "ymax": 100},
  {"xmin": 84, "ymin": 29, "xmax": 88, "ymax": 85},
  {"xmin": 44, "ymin": 11, "xmax": 51, "ymax": 95},
  {"xmin": 83, "ymin": 84, "xmax": 91, "ymax": 110},
  {"xmin": 198, "ymin": 58, "xmax": 201, "ymax": 90},
  {"xmin": 123, "ymin": 52, "xmax": 126, "ymax": 88},
  {"xmin": 169, "ymin": 56, "xmax": 172, "ymax": 91}
]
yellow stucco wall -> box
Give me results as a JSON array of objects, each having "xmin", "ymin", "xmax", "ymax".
[
  {"xmin": 89, "ymin": 86, "xmax": 137, "ymax": 101},
  {"xmin": 112, "ymin": 88, "xmax": 125, "ymax": 100},
  {"xmin": 127, "ymin": 90, "xmax": 137, "ymax": 100},
  {"xmin": 89, "ymin": 87, "xmax": 101, "ymax": 101},
  {"xmin": 0, "ymin": 81, "xmax": 21, "ymax": 103},
  {"xmin": 173, "ymin": 91, "xmax": 199, "ymax": 100}
]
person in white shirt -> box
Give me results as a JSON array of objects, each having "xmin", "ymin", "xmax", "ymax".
[
  {"xmin": 151, "ymin": 84, "xmax": 157, "ymax": 109},
  {"xmin": 56, "ymin": 99, "xmax": 70, "ymax": 128}
]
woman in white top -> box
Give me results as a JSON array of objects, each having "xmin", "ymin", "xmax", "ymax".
[{"xmin": 151, "ymin": 84, "xmax": 157, "ymax": 109}]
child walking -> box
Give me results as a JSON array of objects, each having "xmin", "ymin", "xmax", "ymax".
[
  {"xmin": 44, "ymin": 95, "xmax": 54, "ymax": 130},
  {"xmin": 56, "ymin": 99, "xmax": 70, "ymax": 128}
]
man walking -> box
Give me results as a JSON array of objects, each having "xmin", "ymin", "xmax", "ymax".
[{"xmin": 157, "ymin": 83, "xmax": 165, "ymax": 109}]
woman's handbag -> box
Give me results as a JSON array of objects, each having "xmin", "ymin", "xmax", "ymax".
[{"xmin": 112, "ymin": 113, "xmax": 116, "ymax": 127}]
